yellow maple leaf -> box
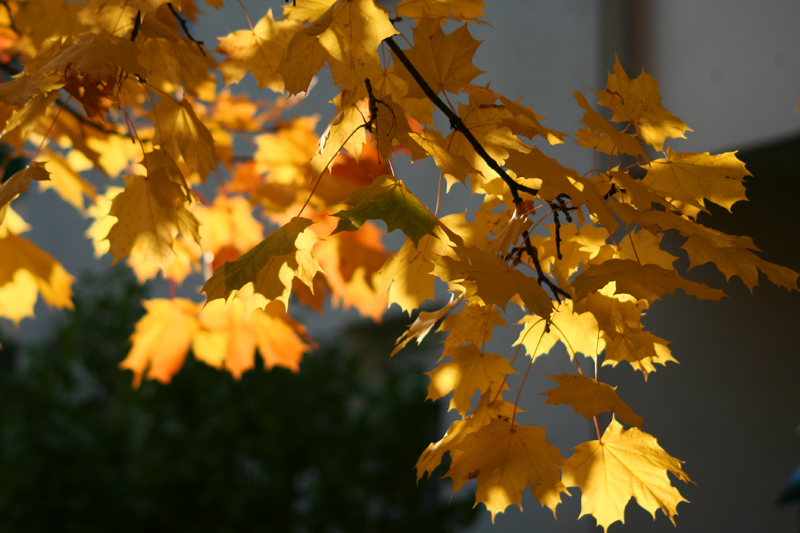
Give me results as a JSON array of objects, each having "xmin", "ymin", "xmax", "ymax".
[
  {"xmin": 571, "ymin": 259, "xmax": 726, "ymax": 303},
  {"xmin": 573, "ymin": 90, "xmax": 647, "ymax": 160},
  {"xmin": 216, "ymin": 9, "xmax": 303, "ymax": 91},
  {"xmin": 416, "ymin": 388, "xmax": 517, "ymax": 481},
  {"xmin": 445, "ymin": 93, "xmax": 531, "ymax": 189},
  {"xmin": 202, "ymin": 217, "xmax": 322, "ymax": 311},
  {"xmin": 333, "ymin": 175, "xmax": 438, "ymax": 246},
  {"xmin": 408, "ymin": 128, "xmax": 476, "ymax": 188},
  {"xmin": 562, "ymin": 418, "xmax": 690, "ymax": 530},
  {"xmin": 604, "ymin": 327, "xmax": 676, "ymax": 377},
  {"xmin": 0, "ymin": 234, "xmax": 74, "ymax": 322},
  {"xmin": 425, "ymin": 343, "xmax": 515, "ymax": 415},
  {"xmin": 148, "ymin": 97, "xmax": 218, "ymax": 180},
  {"xmin": 447, "ymin": 418, "xmax": 568, "ymax": 520},
  {"xmin": 277, "ymin": 0, "xmax": 398, "ymax": 94},
  {"xmin": 0, "ymin": 162, "xmax": 49, "ymax": 213},
  {"xmin": 37, "ymin": 150, "xmax": 96, "ymax": 212},
  {"xmin": 391, "ymin": 296, "xmax": 459, "ymax": 356},
  {"xmin": 195, "ymin": 195, "xmax": 263, "ymax": 258},
  {"xmin": 438, "ymin": 302, "xmax": 506, "ymax": 350},
  {"xmin": 610, "ymin": 227, "xmax": 678, "ymax": 270},
  {"xmin": 681, "ymin": 233, "xmax": 799, "ymax": 292},
  {"xmin": 528, "ymin": 221, "xmax": 609, "ymax": 285},
  {"xmin": 401, "ymin": 20, "xmax": 483, "ymax": 96},
  {"xmin": 515, "ymin": 299, "xmax": 605, "ymax": 362},
  {"xmin": 106, "ymin": 172, "xmax": 200, "ymax": 266},
  {"xmin": 630, "ymin": 209, "xmax": 799, "ymax": 292},
  {"xmin": 282, "ymin": 0, "xmax": 337, "ymax": 22},
  {"xmin": 595, "ymin": 57, "xmax": 690, "ymax": 152},
  {"xmin": 396, "ymin": 0, "xmax": 486, "ymax": 23},
  {"xmin": 121, "ymin": 298, "xmax": 201, "ymax": 387},
  {"xmin": 434, "ymin": 244, "xmax": 553, "ymax": 318},
  {"xmin": 379, "ymin": 234, "xmax": 440, "ymax": 313},
  {"xmin": 253, "ymin": 115, "xmax": 320, "ymax": 186},
  {"xmin": 138, "ymin": 16, "xmax": 217, "ymax": 97},
  {"xmin": 464, "ymin": 84, "xmax": 566, "ymax": 144},
  {"xmin": 642, "ymin": 148, "xmax": 750, "ymax": 213},
  {"xmin": 541, "ymin": 373, "xmax": 643, "ymax": 428}
]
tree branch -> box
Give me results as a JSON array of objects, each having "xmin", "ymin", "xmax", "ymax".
[{"xmin": 384, "ymin": 36, "xmax": 538, "ymax": 205}]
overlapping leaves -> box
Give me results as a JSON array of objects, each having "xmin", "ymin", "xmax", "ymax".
[{"xmin": 0, "ymin": 1, "xmax": 797, "ymax": 530}]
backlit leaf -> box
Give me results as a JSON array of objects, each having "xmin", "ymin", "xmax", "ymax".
[{"xmin": 562, "ymin": 418, "xmax": 690, "ymax": 530}]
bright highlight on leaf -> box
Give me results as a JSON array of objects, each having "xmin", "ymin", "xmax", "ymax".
[{"xmin": 562, "ymin": 418, "xmax": 691, "ymax": 531}]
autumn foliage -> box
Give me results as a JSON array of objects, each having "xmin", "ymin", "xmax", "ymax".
[{"xmin": 0, "ymin": 0, "xmax": 797, "ymax": 530}]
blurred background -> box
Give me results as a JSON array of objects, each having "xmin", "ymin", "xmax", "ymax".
[{"xmin": 1, "ymin": 1, "xmax": 800, "ymax": 531}]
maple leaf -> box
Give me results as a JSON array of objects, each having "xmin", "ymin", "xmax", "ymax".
[
  {"xmin": 425, "ymin": 343, "xmax": 515, "ymax": 415},
  {"xmin": 379, "ymin": 234, "xmax": 438, "ymax": 313},
  {"xmin": 438, "ymin": 302, "xmax": 506, "ymax": 350},
  {"xmin": 0, "ymin": 162, "xmax": 49, "ymax": 212},
  {"xmin": 642, "ymin": 148, "xmax": 750, "ymax": 213},
  {"xmin": 396, "ymin": 0, "xmax": 486, "ymax": 23},
  {"xmin": 37, "ymin": 150, "xmax": 97, "ymax": 212},
  {"xmin": 216, "ymin": 9, "xmax": 304, "ymax": 91},
  {"xmin": 573, "ymin": 90, "xmax": 647, "ymax": 160},
  {"xmin": 447, "ymin": 418, "xmax": 568, "ymax": 520},
  {"xmin": 604, "ymin": 327, "xmax": 676, "ymax": 377},
  {"xmin": 194, "ymin": 298, "xmax": 309, "ymax": 378},
  {"xmin": 202, "ymin": 217, "xmax": 322, "ymax": 310},
  {"xmin": 408, "ymin": 128, "xmax": 476, "ymax": 188},
  {"xmin": 571, "ymin": 259, "xmax": 727, "ymax": 303},
  {"xmin": 194, "ymin": 195, "xmax": 264, "ymax": 258},
  {"xmin": 681, "ymin": 233, "xmax": 799, "ymax": 292},
  {"xmin": 138, "ymin": 16, "xmax": 217, "ymax": 97},
  {"xmin": 541, "ymin": 373, "xmax": 643, "ymax": 428},
  {"xmin": 0, "ymin": 234, "xmax": 74, "ymax": 323},
  {"xmin": 106, "ymin": 171, "xmax": 200, "ymax": 266},
  {"xmin": 595, "ymin": 57, "xmax": 690, "ymax": 152},
  {"xmin": 562, "ymin": 418, "xmax": 690, "ymax": 530},
  {"xmin": 416, "ymin": 388, "xmax": 517, "ymax": 481},
  {"xmin": 148, "ymin": 97, "xmax": 218, "ymax": 180},
  {"xmin": 434, "ymin": 244, "xmax": 553, "ymax": 318},
  {"xmin": 401, "ymin": 20, "xmax": 483, "ymax": 96},
  {"xmin": 611, "ymin": 227, "xmax": 678, "ymax": 270},
  {"xmin": 632, "ymin": 209, "xmax": 799, "ymax": 292},
  {"xmin": 121, "ymin": 298, "xmax": 200, "ymax": 387},
  {"xmin": 253, "ymin": 115, "xmax": 320, "ymax": 185},
  {"xmin": 277, "ymin": 0, "xmax": 398, "ymax": 94},
  {"xmin": 515, "ymin": 299, "xmax": 605, "ymax": 362},
  {"xmin": 332, "ymin": 175, "xmax": 438, "ymax": 247},
  {"xmin": 391, "ymin": 296, "xmax": 459, "ymax": 356},
  {"xmin": 282, "ymin": 0, "xmax": 337, "ymax": 22}
]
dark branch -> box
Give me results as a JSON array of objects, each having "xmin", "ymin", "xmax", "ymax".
[
  {"xmin": 168, "ymin": 3, "xmax": 206, "ymax": 56},
  {"xmin": 521, "ymin": 229, "xmax": 571, "ymax": 302},
  {"xmin": 131, "ymin": 10, "xmax": 142, "ymax": 42},
  {"xmin": 385, "ymin": 36, "xmax": 538, "ymax": 205}
]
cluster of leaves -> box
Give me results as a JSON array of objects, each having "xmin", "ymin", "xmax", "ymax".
[
  {"xmin": 0, "ymin": 0, "xmax": 798, "ymax": 529},
  {"xmin": 0, "ymin": 267, "xmax": 477, "ymax": 532}
]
